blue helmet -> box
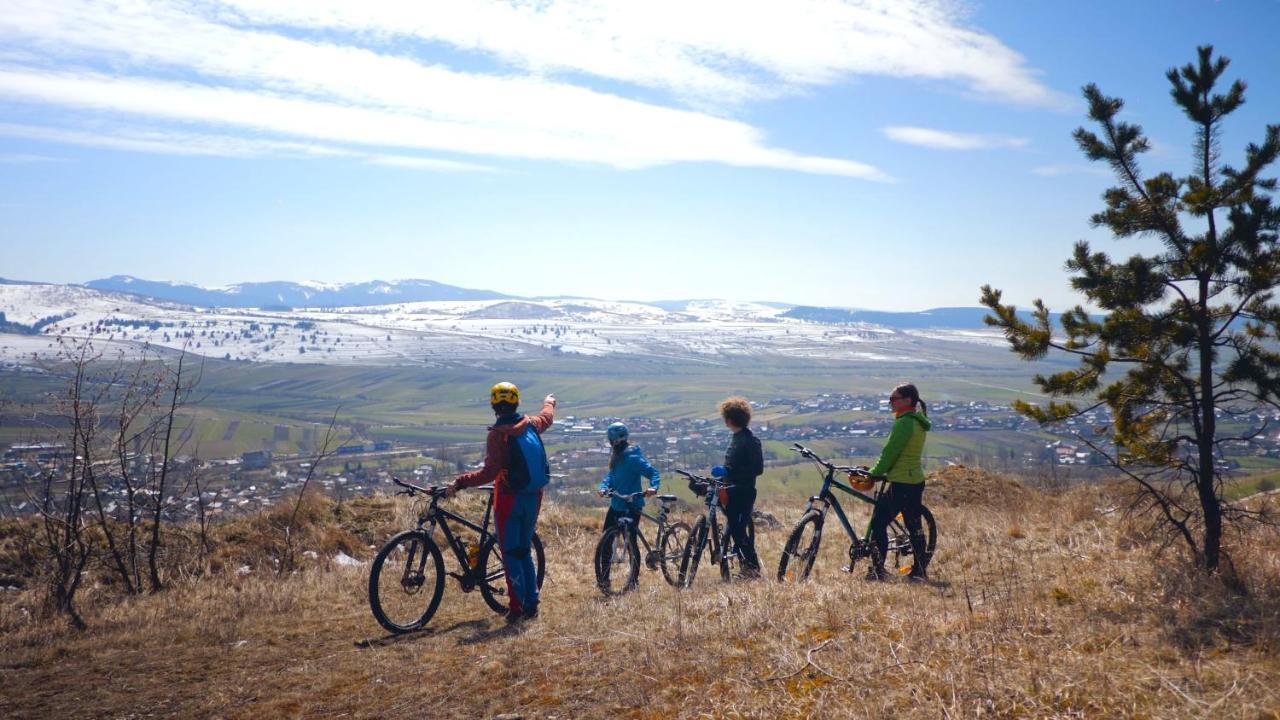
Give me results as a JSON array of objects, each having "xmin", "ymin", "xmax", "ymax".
[{"xmin": 606, "ymin": 422, "xmax": 629, "ymax": 444}]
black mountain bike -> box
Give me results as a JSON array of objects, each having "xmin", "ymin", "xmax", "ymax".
[
  {"xmin": 593, "ymin": 490, "xmax": 691, "ymax": 595},
  {"xmin": 777, "ymin": 444, "xmax": 937, "ymax": 582},
  {"xmin": 676, "ymin": 470, "xmax": 756, "ymax": 587},
  {"xmin": 368, "ymin": 477, "xmax": 546, "ymax": 634}
]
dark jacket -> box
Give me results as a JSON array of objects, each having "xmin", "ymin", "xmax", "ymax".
[{"xmin": 722, "ymin": 427, "xmax": 764, "ymax": 490}]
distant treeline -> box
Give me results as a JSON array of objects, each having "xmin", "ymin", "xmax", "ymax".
[
  {"xmin": 780, "ymin": 305, "xmax": 1098, "ymax": 330},
  {"xmin": 0, "ymin": 311, "xmax": 74, "ymax": 335}
]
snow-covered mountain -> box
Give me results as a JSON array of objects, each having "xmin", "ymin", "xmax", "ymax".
[
  {"xmin": 84, "ymin": 276, "xmax": 509, "ymax": 308},
  {"xmin": 0, "ymin": 279, "xmax": 1010, "ymax": 368}
]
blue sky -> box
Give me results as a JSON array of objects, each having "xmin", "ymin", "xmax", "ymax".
[{"xmin": 1, "ymin": 0, "xmax": 1277, "ymax": 311}]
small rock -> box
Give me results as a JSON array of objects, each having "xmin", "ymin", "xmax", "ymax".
[
  {"xmin": 302, "ymin": 550, "xmax": 319, "ymax": 560},
  {"xmin": 333, "ymin": 551, "xmax": 365, "ymax": 567},
  {"xmin": 236, "ymin": 565, "xmax": 252, "ymax": 576}
]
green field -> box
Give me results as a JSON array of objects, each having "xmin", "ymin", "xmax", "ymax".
[{"xmin": 0, "ymin": 337, "xmax": 1082, "ymax": 464}]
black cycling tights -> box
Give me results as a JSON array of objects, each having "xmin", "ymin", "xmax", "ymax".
[{"xmin": 869, "ymin": 481, "xmax": 925, "ymax": 569}]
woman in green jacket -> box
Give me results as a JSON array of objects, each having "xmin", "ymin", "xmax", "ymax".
[{"xmin": 866, "ymin": 383, "xmax": 931, "ymax": 582}]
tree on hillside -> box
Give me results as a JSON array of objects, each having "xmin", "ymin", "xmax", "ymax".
[
  {"xmin": 981, "ymin": 46, "xmax": 1280, "ymax": 573},
  {"xmin": 28, "ymin": 337, "xmax": 201, "ymax": 626}
]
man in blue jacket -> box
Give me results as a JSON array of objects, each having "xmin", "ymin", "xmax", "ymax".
[{"xmin": 448, "ymin": 382, "xmax": 555, "ymax": 622}]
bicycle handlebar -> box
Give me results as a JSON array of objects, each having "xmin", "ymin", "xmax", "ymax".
[
  {"xmin": 604, "ymin": 490, "xmax": 646, "ymax": 502},
  {"xmin": 790, "ymin": 444, "xmax": 880, "ymax": 479},
  {"xmin": 391, "ymin": 476, "xmax": 448, "ymax": 498},
  {"xmin": 675, "ymin": 468, "xmax": 711, "ymax": 483}
]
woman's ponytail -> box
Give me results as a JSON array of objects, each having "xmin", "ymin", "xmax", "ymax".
[
  {"xmin": 893, "ymin": 383, "xmax": 926, "ymax": 415},
  {"xmin": 609, "ymin": 440, "xmax": 629, "ymax": 469}
]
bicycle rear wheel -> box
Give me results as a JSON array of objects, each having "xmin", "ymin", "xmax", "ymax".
[
  {"xmin": 777, "ymin": 511, "xmax": 823, "ymax": 582},
  {"xmin": 679, "ymin": 516, "xmax": 708, "ymax": 589},
  {"xmin": 659, "ymin": 521, "xmax": 691, "ymax": 587},
  {"xmin": 477, "ymin": 533, "xmax": 547, "ymax": 614},
  {"xmin": 887, "ymin": 505, "xmax": 938, "ymax": 575},
  {"xmin": 594, "ymin": 526, "xmax": 640, "ymax": 596},
  {"xmin": 368, "ymin": 530, "xmax": 445, "ymax": 634}
]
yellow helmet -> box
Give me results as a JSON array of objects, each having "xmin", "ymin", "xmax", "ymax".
[{"xmin": 490, "ymin": 381, "xmax": 520, "ymax": 407}]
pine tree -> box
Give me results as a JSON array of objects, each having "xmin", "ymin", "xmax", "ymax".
[{"xmin": 981, "ymin": 46, "xmax": 1280, "ymax": 572}]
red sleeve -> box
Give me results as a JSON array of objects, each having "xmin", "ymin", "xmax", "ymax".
[
  {"xmin": 528, "ymin": 400, "xmax": 556, "ymax": 434},
  {"xmin": 455, "ymin": 427, "xmax": 508, "ymax": 488}
]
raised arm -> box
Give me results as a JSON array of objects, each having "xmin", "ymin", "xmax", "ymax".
[{"xmin": 528, "ymin": 395, "xmax": 557, "ymax": 433}]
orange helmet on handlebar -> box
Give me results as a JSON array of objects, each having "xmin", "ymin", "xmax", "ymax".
[{"xmin": 849, "ymin": 473, "xmax": 875, "ymax": 492}]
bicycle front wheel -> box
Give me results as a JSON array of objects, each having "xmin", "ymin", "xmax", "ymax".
[
  {"xmin": 679, "ymin": 516, "xmax": 708, "ymax": 589},
  {"xmin": 659, "ymin": 521, "xmax": 692, "ymax": 587},
  {"xmin": 368, "ymin": 530, "xmax": 445, "ymax": 634},
  {"xmin": 594, "ymin": 526, "xmax": 640, "ymax": 596},
  {"xmin": 777, "ymin": 511, "xmax": 823, "ymax": 582},
  {"xmin": 477, "ymin": 533, "xmax": 547, "ymax": 614}
]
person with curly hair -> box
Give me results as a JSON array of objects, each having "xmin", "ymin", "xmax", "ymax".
[{"xmin": 717, "ymin": 396, "xmax": 763, "ymax": 578}]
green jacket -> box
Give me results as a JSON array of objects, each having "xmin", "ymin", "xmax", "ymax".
[{"xmin": 869, "ymin": 412, "xmax": 931, "ymax": 484}]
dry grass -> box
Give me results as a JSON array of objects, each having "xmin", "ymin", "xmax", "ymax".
[{"xmin": 2, "ymin": 471, "xmax": 1280, "ymax": 719}]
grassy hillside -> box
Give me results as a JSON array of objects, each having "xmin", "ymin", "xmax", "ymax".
[{"xmin": 2, "ymin": 470, "xmax": 1278, "ymax": 718}]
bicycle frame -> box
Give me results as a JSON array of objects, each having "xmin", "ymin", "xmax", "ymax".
[
  {"xmin": 803, "ymin": 463, "xmax": 881, "ymax": 548},
  {"xmin": 784, "ymin": 443, "xmax": 936, "ymax": 578},
  {"xmin": 400, "ymin": 479, "xmax": 498, "ymax": 589},
  {"xmin": 679, "ymin": 471, "xmax": 727, "ymax": 547},
  {"xmin": 371, "ymin": 477, "xmax": 548, "ymax": 633},
  {"xmin": 606, "ymin": 492, "xmax": 676, "ymax": 559}
]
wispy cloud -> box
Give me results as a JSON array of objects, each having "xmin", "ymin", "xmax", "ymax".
[
  {"xmin": 0, "ymin": 151, "xmax": 65, "ymax": 163},
  {"xmin": 0, "ymin": 122, "xmax": 345, "ymax": 159},
  {"xmin": 217, "ymin": 0, "xmax": 1064, "ymax": 108},
  {"xmin": 365, "ymin": 155, "xmax": 496, "ymax": 173},
  {"xmin": 0, "ymin": 121, "xmax": 499, "ymax": 172},
  {"xmin": 0, "ymin": 1, "xmax": 1059, "ymax": 178},
  {"xmin": 882, "ymin": 126, "xmax": 1029, "ymax": 150},
  {"xmin": 1031, "ymin": 164, "xmax": 1110, "ymax": 177}
]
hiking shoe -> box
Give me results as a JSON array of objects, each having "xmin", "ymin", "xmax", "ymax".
[
  {"xmin": 907, "ymin": 567, "xmax": 928, "ymax": 583},
  {"xmin": 521, "ymin": 604, "xmax": 539, "ymax": 621},
  {"xmin": 504, "ymin": 609, "xmax": 523, "ymax": 624},
  {"xmin": 865, "ymin": 565, "xmax": 888, "ymax": 582}
]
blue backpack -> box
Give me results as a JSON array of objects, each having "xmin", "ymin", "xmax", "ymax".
[{"xmin": 505, "ymin": 422, "xmax": 550, "ymax": 492}]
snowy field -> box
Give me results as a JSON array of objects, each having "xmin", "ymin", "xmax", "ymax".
[{"xmin": 0, "ymin": 283, "xmax": 1003, "ymax": 367}]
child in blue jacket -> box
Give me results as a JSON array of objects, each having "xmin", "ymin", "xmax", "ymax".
[{"xmin": 597, "ymin": 422, "xmax": 660, "ymax": 530}]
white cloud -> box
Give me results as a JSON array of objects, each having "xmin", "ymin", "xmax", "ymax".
[
  {"xmin": 365, "ymin": 155, "xmax": 495, "ymax": 172},
  {"xmin": 216, "ymin": 0, "xmax": 1063, "ymax": 107},
  {"xmin": 882, "ymin": 126, "xmax": 1029, "ymax": 150},
  {"xmin": 0, "ymin": 121, "xmax": 498, "ymax": 172},
  {"xmin": 0, "ymin": 151, "xmax": 64, "ymax": 163},
  {"xmin": 0, "ymin": 67, "xmax": 887, "ymax": 179},
  {"xmin": 0, "ymin": 1, "xmax": 1058, "ymax": 177},
  {"xmin": 1031, "ymin": 164, "xmax": 1110, "ymax": 177},
  {"xmin": 0, "ymin": 121, "xmax": 347, "ymax": 158}
]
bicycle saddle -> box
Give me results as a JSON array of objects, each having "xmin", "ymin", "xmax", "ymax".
[{"xmin": 657, "ymin": 494, "xmax": 678, "ymax": 502}]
